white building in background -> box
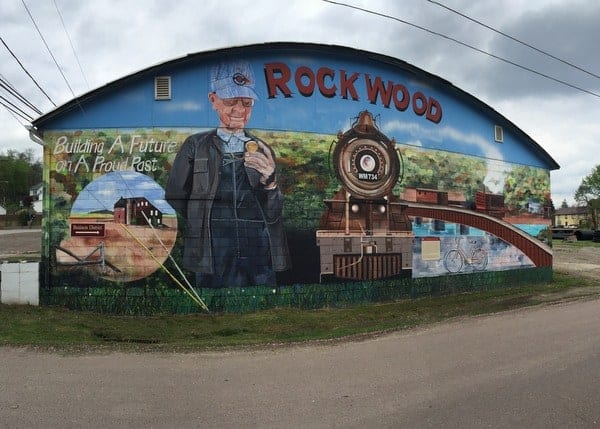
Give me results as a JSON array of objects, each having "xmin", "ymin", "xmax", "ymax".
[{"xmin": 29, "ymin": 183, "xmax": 43, "ymax": 214}]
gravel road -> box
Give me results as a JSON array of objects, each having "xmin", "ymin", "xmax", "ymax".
[
  {"xmin": 0, "ymin": 229, "xmax": 42, "ymax": 258},
  {"xmin": 2, "ymin": 296, "xmax": 600, "ymax": 428},
  {"xmin": 1, "ymin": 230, "xmax": 599, "ymax": 427}
]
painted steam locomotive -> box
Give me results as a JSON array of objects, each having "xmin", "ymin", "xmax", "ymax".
[{"xmin": 316, "ymin": 111, "xmax": 414, "ymax": 281}]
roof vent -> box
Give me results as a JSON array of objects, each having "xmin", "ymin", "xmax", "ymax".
[
  {"xmin": 154, "ymin": 76, "xmax": 171, "ymax": 100},
  {"xmin": 494, "ymin": 125, "xmax": 504, "ymax": 143}
]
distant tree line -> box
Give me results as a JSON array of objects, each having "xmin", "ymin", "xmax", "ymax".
[
  {"xmin": 0, "ymin": 149, "xmax": 42, "ymax": 213},
  {"xmin": 575, "ymin": 164, "xmax": 600, "ymax": 230}
]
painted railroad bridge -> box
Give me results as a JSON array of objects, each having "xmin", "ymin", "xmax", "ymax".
[{"xmin": 404, "ymin": 202, "xmax": 553, "ymax": 267}]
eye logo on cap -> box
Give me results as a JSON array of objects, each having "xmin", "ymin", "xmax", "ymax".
[{"xmin": 233, "ymin": 73, "xmax": 251, "ymax": 86}]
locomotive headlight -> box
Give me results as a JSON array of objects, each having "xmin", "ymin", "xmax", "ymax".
[
  {"xmin": 359, "ymin": 154, "xmax": 376, "ymax": 172},
  {"xmin": 351, "ymin": 204, "xmax": 360, "ymax": 213},
  {"xmin": 378, "ymin": 205, "xmax": 386, "ymax": 214}
]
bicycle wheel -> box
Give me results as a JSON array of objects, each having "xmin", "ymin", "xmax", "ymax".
[
  {"xmin": 471, "ymin": 248, "xmax": 488, "ymax": 270},
  {"xmin": 444, "ymin": 249, "xmax": 464, "ymax": 273}
]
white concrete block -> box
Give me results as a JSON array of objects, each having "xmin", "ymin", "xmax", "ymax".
[
  {"xmin": 19, "ymin": 262, "xmax": 39, "ymax": 274},
  {"xmin": 19, "ymin": 267, "xmax": 39, "ymax": 306},
  {"xmin": 1, "ymin": 276, "xmax": 20, "ymax": 304},
  {"xmin": 1, "ymin": 263, "xmax": 20, "ymax": 274},
  {"xmin": 0, "ymin": 262, "xmax": 39, "ymax": 306}
]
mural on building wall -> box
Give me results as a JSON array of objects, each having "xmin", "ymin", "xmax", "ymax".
[
  {"xmin": 43, "ymin": 56, "xmax": 552, "ymax": 291},
  {"xmin": 315, "ymin": 110, "xmax": 414, "ymax": 282},
  {"xmin": 44, "ymin": 127, "xmax": 549, "ymax": 286},
  {"xmin": 164, "ymin": 61, "xmax": 290, "ymax": 289},
  {"xmin": 52, "ymin": 170, "xmax": 177, "ymax": 282}
]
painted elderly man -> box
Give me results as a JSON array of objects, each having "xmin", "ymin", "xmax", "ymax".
[{"xmin": 166, "ymin": 60, "xmax": 290, "ymax": 288}]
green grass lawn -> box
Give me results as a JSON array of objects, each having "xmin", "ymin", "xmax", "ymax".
[{"xmin": 1, "ymin": 267, "xmax": 598, "ymax": 352}]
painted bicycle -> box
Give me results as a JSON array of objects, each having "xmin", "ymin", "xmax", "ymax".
[{"xmin": 443, "ymin": 236, "xmax": 488, "ymax": 273}]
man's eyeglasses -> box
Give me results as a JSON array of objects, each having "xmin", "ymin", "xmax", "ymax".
[{"xmin": 222, "ymin": 98, "xmax": 254, "ymax": 107}]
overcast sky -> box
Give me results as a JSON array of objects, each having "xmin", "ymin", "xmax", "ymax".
[{"xmin": 2, "ymin": 0, "xmax": 599, "ymax": 205}]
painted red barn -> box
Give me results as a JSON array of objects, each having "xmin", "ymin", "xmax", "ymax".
[{"xmin": 113, "ymin": 197, "xmax": 162, "ymax": 226}]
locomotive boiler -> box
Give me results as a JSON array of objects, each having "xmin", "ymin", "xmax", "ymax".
[{"xmin": 316, "ymin": 111, "xmax": 413, "ymax": 281}]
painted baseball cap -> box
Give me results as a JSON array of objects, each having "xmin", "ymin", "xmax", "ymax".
[{"xmin": 210, "ymin": 60, "xmax": 258, "ymax": 100}]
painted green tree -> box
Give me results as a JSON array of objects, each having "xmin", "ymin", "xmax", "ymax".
[
  {"xmin": 253, "ymin": 130, "xmax": 338, "ymax": 230},
  {"xmin": 503, "ymin": 165, "xmax": 550, "ymax": 213},
  {"xmin": 397, "ymin": 146, "xmax": 487, "ymax": 202}
]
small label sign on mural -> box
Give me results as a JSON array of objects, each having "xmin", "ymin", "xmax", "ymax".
[
  {"xmin": 71, "ymin": 223, "xmax": 105, "ymax": 237},
  {"xmin": 421, "ymin": 237, "xmax": 441, "ymax": 261}
]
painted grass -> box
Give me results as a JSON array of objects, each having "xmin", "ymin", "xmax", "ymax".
[{"xmin": 1, "ymin": 271, "xmax": 597, "ymax": 352}]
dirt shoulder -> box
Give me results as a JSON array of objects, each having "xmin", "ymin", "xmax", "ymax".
[
  {"xmin": 0, "ymin": 229, "xmax": 42, "ymax": 259},
  {"xmin": 552, "ymin": 242, "xmax": 600, "ymax": 280}
]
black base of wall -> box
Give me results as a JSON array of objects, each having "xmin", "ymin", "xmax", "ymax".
[{"xmin": 40, "ymin": 267, "xmax": 553, "ymax": 315}]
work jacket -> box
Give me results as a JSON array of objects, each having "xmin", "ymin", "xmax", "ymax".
[{"xmin": 165, "ymin": 130, "xmax": 291, "ymax": 273}]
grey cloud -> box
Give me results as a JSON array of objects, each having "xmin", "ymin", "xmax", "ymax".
[
  {"xmin": 1, "ymin": 0, "xmax": 597, "ymax": 204},
  {"xmin": 475, "ymin": 1, "xmax": 600, "ymax": 100}
]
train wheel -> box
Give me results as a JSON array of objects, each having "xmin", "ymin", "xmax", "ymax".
[{"xmin": 444, "ymin": 249, "xmax": 463, "ymax": 273}]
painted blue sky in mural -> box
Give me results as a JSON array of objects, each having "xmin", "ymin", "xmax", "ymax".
[
  {"xmin": 179, "ymin": 54, "xmax": 525, "ymax": 166},
  {"xmin": 37, "ymin": 49, "xmax": 553, "ymax": 171},
  {"xmin": 71, "ymin": 171, "xmax": 175, "ymax": 215}
]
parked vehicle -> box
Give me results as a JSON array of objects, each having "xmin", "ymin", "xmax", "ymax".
[
  {"xmin": 551, "ymin": 227, "xmax": 576, "ymax": 240},
  {"xmin": 574, "ymin": 230, "xmax": 595, "ymax": 241},
  {"xmin": 552, "ymin": 227, "xmax": 596, "ymax": 241}
]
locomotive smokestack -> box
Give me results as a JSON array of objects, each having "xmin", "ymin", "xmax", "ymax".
[{"xmin": 354, "ymin": 111, "xmax": 376, "ymax": 133}]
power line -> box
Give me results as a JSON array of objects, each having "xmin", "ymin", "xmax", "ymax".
[
  {"xmin": 425, "ymin": 0, "xmax": 600, "ymax": 81},
  {"xmin": 0, "ymin": 94, "xmax": 34, "ymax": 121},
  {"xmin": 322, "ymin": 0, "xmax": 600, "ymax": 99},
  {"xmin": 0, "ymin": 96, "xmax": 34, "ymax": 122},
  {"xmin": 0, "ymin": 75, "xmax": 43, "ymax": 115},
  {"xmin": 1, "ymin": 102, "xmax": 28, "ymax": 126},
  {"xmin": 0, "ymin": 36, "xmax": 57, "ymax": 107},
  {"xmin": 21, "ymin": 0, "xmax": 77, "ymax": 99},
  {"xmin": 53, "ymin": 0, "xmax": 90, "ymax": 90}
]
